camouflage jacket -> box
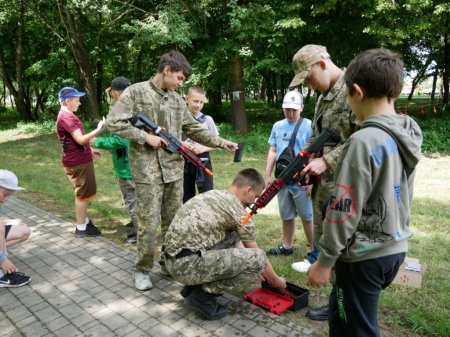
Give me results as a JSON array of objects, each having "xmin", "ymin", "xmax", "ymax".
[
  {"xmin": 306, "ymin": 70, "xmax": 360, "ymax": 184},
  {"xmin": 106, "ymin": 78, "xmax": 226, "ymax": 184},
  {"xmin": 164, "ymin": 190, "xmax": 257, "ymax": 257}
]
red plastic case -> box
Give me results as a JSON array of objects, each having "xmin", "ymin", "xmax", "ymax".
[{"xmin": 243, "ymin": 282, "xmax": 309, "ymax": 315}]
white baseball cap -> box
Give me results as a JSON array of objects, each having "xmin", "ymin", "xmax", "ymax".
[
  {"xmin": 0, "ymin": 170, "xmax": 25, "ymax": 191},
  {"xmin": 282, "ymin": 90, "xmax": 303, "ymax": 109}
]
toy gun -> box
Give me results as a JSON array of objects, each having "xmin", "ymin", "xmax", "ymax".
[
  {"xmin": 131, "ymin": 112, "xmax": 213, "ymax": 176},
  {"xmin": 241, "ymin": 128, "xmax": 341, "ymax": 224}
]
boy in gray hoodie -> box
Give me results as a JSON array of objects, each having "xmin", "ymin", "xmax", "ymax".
[{"xmin": 306, "ymin": 48, "xmax": 422, "ymax": 336}]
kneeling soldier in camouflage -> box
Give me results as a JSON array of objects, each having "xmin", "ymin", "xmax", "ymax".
[{"xmin": 164, "ymin": 168, "xmax": 286, "ymax": 320}]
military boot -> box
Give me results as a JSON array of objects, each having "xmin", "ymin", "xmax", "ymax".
[
  {"xmin": 180, "ymin": 284, "xmax": 199, "ymax": 298},
  {"xmin": 184, "ymin": 287, "xmax": 228, "ymax": 320}
]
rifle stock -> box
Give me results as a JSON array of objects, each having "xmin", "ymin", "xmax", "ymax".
[
  {"xmin": 242, "ymin": 128, "xmax": 340, "ymax": 224},
  {"xmin": 131, "ymin": 113, "xmax": 213, "ymax": 176}
]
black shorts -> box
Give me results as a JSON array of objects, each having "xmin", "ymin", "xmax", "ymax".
[{"xmin": 4, "ymin": 225, "xmax": 11, "ymax": 238}]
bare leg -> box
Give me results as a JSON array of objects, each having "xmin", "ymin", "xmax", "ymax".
[
  {"xmin": 282, "ymin": 218, "xmax": 296, "ymax": 248},
  {"xmin": 5, "ymin": 224, "xmax": 30, "ymax": 247},
  {"xmin": 75, "ymin": 199, "xmax": 88, "ymax": 225},
  {"xmin": 301, "ymin": 219, "xmax": 314, "ymax": 252}
]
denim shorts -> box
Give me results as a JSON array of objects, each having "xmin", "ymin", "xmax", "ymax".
[{"xmin": 277, "ymin": 186, "xmax": 313, "ymax": 221}]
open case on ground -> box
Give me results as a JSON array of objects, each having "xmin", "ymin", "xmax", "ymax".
[{"xmin": 243, "ymin": 281, "xmax": 309, "ymax": 315}]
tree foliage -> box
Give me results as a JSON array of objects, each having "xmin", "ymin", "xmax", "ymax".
[{"xmin": 0, "ymin": 0, "xmax": 448, "ymax": 128}]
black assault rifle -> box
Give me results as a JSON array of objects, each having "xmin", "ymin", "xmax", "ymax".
[
  {"xmin": 131, "ymin": 112, "xmax": 213, "ymax": 176},
  {"xmin": 241, "ymin": 128, "xmax": 341, "ymax": 224}
]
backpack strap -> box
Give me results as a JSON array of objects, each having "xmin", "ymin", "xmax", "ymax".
[
  {"xmin": 195, "ymin": 114, "xmax": 208, "ymax": 124},
  {"xmin": 288, "ymin": 118, "xmax": 303, "ymax": 149},
  {"xmin": 364, "ymin": 123, "xmax": 412, "ymax": 177}
]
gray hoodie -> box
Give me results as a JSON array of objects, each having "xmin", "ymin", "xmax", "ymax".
[{"xmin": 318, "ymin": 114, "xmax": 423, "ymax": 266}]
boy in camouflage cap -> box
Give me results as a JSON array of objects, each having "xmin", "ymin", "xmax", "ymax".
[
  {"xmin": 164, "ymin": 168, "xmax": 287, "ymax": 320},
  {"xmin": 289, "ymin": 45, "xmax": 360, "ymax": 320},
  {"xmin": 106, "ymin": 51, "xmax": 238, "ymax": 291}
]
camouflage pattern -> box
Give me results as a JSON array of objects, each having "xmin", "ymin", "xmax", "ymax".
[
  {"xmin": 290, "ymin": 45, "xmax": 330, "ymax": 87},
  {"xmin": 118, "ymin": 177, "xmax": 138, "ymax": 228},
  {"xmin": 164, "ymin": 189, "xmax": 267, "ymax": 294},
  {"xmin": 306, "ymin": 71, "xmax": 360, "ymax": 240},
  {"xmin": 166, "ymin": 247, "xmax": 266, "ymax": 294},
  {"xmin": 134, "ymin": 179, "xmax": 182, "ymax": 272},
  {"xmin": 106, "ymin": 78, "xmax": 227, "ymax": 184},
  {"xmin": 105, "ymin": 78, "xmax": 227, "ymax": 272}
]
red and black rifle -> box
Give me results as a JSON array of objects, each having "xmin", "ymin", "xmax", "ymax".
[
  {"xmin": 241, "ymin": 128, "xmax": 341, "ymax": 224},
  {"xmin": 131, "ymin": 112, "xmax": 213, "ymax": 176}
]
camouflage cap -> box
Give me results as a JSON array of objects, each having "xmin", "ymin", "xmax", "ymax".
[{"xmin": 289, "ymin": 45, "xmax": 330, "ymax": 87}]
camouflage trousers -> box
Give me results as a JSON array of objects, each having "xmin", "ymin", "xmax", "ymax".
[
  {"xmin": 312, "ymin": 180, "xmax": 334, "ymax": 244},
  {"xmin": 165, "ymin": 247, "xmax": 267, "ymax": 294},
  {"xmin": 118, "ymin": 177, "xmax": 138, "ymax": 229},
  {"xmin": 134, "ymin": 179, "xmax": 182, "ymax": 272}
]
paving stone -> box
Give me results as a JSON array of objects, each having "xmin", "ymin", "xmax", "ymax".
[{"xmin": 0, "ymin": 197, "xmax": 323, "ymax": 337}]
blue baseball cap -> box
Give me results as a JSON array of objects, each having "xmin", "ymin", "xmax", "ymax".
[{"xmin": 58, "ymin": 86, "xmax": 86, "ymax": 102}]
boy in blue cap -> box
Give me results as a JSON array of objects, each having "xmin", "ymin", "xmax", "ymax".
[{"xmin": 56, "ymin": 86, "xmax": 105, "ymax": 237}]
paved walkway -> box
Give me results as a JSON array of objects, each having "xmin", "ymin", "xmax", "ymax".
[{"xmin": 1, "ymin": 197, "xmax": 322, "ymax": 337}]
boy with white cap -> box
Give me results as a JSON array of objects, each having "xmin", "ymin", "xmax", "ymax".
[
  {"xmin": 56, "ymin": 86, "xmax": 105, "ymax": 237},
  {"xmin": 265, "ymin": 90, "xmax": 314, "ymax": 258},
  {"xmin": 0, "ymin": 169, "xmax": 31, "ymax": 287}
]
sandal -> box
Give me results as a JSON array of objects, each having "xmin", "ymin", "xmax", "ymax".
[{"xmin": 266, "ymin": 245, "xmax": 294, "ymax": 256}]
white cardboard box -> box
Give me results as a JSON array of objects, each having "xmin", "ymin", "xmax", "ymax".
[{"xmin": 392, "ymin": 257, "xmax": 427, "ymax": 288}]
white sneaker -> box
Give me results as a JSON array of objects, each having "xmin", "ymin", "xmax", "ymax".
[
  {"xmin": 134, "ymin": 271, "xmax": 153, "ymax": 290},
  {"xmin": 291, "ymin": 260, "xmax": 312, "ymax": 273}
]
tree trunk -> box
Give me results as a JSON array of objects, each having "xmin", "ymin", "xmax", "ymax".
[
  {"xmin": 259, "ymin": 76, "xmax": 267, "ymax": 101},
  {"xmin": 228, "ymin": 53, "xmax": 248, "ymax": 134},
  {"xmin": 407, "ymin": 57, "xmax": 432, "ymax": 101},
  {"xmin": 272, "ymin": 73, "xmax": 279, "ymax": 106},
  {"xmin": 264, "ymin": 74, "xmax": 274, "ymax": 104},
  {"xmin": 442, "ymin": 29, "xmax": 449, "ymax": 104},
  {"xmin": 431, "ymin": 71, "xmax": 438, "ymax": 103},
  {"xmin": 57, "ymin": 0, "xmax": 100, "ymax": 119},
  {"xmin": 0, "ymin": 0, "xmax": 33, "ymax": 121},
  {"xmin": 15, "ymin": 0, "xmax": 33, "ymax": 121}
]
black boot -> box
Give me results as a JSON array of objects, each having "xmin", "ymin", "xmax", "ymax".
[
  {"xmin": 180, "ymin": 285, "xmax": 199, "ymax": 298},
  {"xmin": 184, "ymin": 287, "xmax": 228, "ymax": 320},
  {"xmin": 306, "ymin": 304, "xmax": 329, "ymax": 321}
]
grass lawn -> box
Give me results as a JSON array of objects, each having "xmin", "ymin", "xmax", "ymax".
[{"xmin": 0, "ymin": 118, "xmax": 449, "ymax": 336}]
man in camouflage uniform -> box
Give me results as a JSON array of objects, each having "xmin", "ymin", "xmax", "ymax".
[
  {"xmin": 106, "ymin": 51, "xmax": 238, "ymax": 291},
  {"xmin": 164, "ymin": 168, "xmax": 286, "ymax": 320},
  {"xmin": 289, "ymin": 45, "xmax": 359, "ymax": 320}
]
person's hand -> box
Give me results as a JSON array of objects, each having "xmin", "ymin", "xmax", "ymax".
[
  {"xmin": 97, "ymin": 117, "xmax": 106, "ymax": 131},
  {"xmin": 264, "ymin": 176, "xmax": 272, "ymax": 188},
  {"xmin": 301, "ymin": 157, "xmax": 327, "ymax": 176},
  {"xmin": 146, "ymin": 134, "xmax": 167, "ymax": 149},
  {"xmin": 181, "ymin": 141, "xmax": 193, "ymax": 150},
  {"xmin": 222, "ymin": 140, "xmax": 239, "ymax": 153},
  {"xmin": 1, "ymin": 258, "xmax": 18, "ymax": 274},
  {"xmin": 89, "ymin": 137, "xmax": 96, "ymax": 147},
  {"xmin": 92, "ymin": 149, "xmax": 102, "ymax": 160},
  {"xmin": 306, "ymin": 262, "xmax": 331, "ymax": 288},
  {"xmin": 192, "ymin": 144, "xmax": 208, "ymax": 155},
  {"xmin": 271, "ymin": 276, "xmax": 287, "ymax": 289}
]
